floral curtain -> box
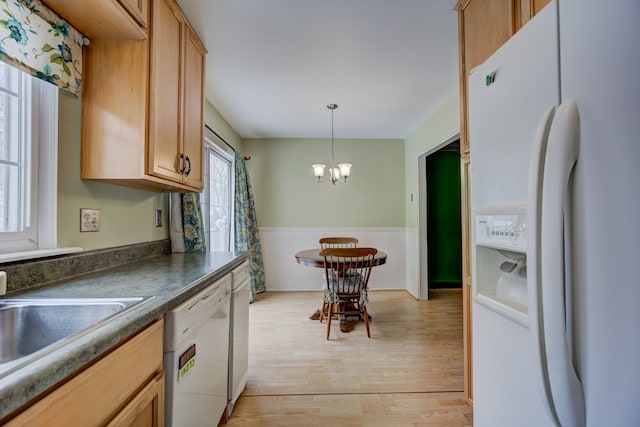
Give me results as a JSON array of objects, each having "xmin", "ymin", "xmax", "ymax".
[
  {"xmin": 0, "ymin": 0, "xmax": 87, "ymax": 95},
  {"xmin": 181, "ymin": 192, "xmax": 206, "ymax": 252},
  {"xmin": 234, "ymin": 152, "xmax": 265, "ymax": 302},
  {"xmin": 169, "ymin": 192, "xmax": 206, "ymax": 253}
]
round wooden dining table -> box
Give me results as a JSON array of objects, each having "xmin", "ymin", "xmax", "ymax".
[
  {"xmin": 294, "ymin": 249, "xmax": 388, "ymax": 268},
  {"xmin": 295, "ymin": 248, "xmax": 387, "ymax": 332},
  {"xmin": 295, "ymin": 248, "xmax": 387, "ymax": 331}
]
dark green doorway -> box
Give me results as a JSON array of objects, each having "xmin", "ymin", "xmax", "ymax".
[{"xmin": 426, "ymin": 141, "xmax": 462, "ymax": 289}]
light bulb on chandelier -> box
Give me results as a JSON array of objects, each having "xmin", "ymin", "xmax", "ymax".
[{"xmin": 312, "ymin": 104, "xmax": 351, "ymax": 184}]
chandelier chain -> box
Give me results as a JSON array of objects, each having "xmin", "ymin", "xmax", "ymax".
[
  {"xmin": 311, "ymin": 103, "xmax": 351, "ymax": 184},
  {"xmin": 331, "ymin": 106, "xmax": 336, "ymax": 170}
]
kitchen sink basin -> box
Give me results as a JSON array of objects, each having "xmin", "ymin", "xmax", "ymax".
[{"xmin": 0, "ymin": 297, "xmax": 151, "ymax": 374}]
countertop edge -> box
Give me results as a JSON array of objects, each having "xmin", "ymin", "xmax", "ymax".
[{"xmin": 0, "ymin": 251, "xmax": 249, "ymax": 421}]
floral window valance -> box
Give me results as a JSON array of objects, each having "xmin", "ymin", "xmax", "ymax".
[{"xmin": 0, "ymin": 0, "xmax": 88, "ymax": 95}]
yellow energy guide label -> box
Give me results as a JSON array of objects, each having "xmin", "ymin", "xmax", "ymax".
[{"xmin": 178, "ymin": 343, "xmax": 196, "ymax": 381}]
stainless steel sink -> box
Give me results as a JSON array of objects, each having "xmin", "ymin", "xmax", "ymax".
[{"xmin": 0, "ymin": 297, "xmax": 150, "ymax": 374}]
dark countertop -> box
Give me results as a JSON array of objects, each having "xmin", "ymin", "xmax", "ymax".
[{"xmin": 0, "ymin": 250, "xmax": 248, "ymax": 421}]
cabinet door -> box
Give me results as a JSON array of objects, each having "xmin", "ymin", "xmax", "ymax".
[
  {"xmin": 105, "ymin": 372, "xmax": 165, "ymax": 427},
  {"xmin": 44, "ymin": 0, "xmax": 147, "ymax": 40},
  {"xmin": 148, "ymin": 0, "xmax": 184, "ymax": 184},
  {"xmin": 456, "ymin": 0, "xmax": 514, "ymax": 153},
  {"xmin": 514, "ymin": 0, "xmax": 552, "ymax": 29},
  {"xmin": 182, "ymin": 25, "xmax": 207, "ymax": 190},
  {"xmin": 461, "ymin": 0, "xmax": 514, "ymax": 81},
  {"xmin": 119, "ymin": 0, "xmax": 149, "ymax": 29}
]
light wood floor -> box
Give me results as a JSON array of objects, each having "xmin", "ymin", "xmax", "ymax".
[{"xmin": 225, "ymin": 290, "xmax": 473, "ymax": 426}]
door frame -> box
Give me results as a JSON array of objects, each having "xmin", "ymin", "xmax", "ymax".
[{"xmin": 418, "ymin": 132, "xmax": 461, "ymax": 300}]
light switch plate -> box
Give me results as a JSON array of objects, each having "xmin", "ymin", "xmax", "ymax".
[
  {"xmin": 155, "ymin": 209, "xmax": 163, "ymax": 227},
  {"xmin": 80, "ymin": 208, "xmax": 100, "ymax": 232}
]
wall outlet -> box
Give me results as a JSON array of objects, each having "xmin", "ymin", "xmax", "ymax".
[
  {"xmin": 80, "ymin": 208, "xmax": 100, "ymax": 232},
  {"xmin": 155, "ymin": 209, "xmax": 163, "ymax": 227}
]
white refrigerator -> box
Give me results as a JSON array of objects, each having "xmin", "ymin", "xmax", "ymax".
[{"xmin": 468, "ymin": 1, "xmax": 640, "ymax": 426}]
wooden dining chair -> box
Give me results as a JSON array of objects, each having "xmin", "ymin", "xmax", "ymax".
[
  {"xmin": 316, "ymin": 237, "xmax": 359, "ymax": 322},
  {"xmin": 320, "ymin": 247, "xmax": 377, "ymax": 339},
  {"xmin": 319, "ymin": 237, "xmax": 358, "ymax": 249}
]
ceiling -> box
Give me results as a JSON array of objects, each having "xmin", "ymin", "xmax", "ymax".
[{"xmin": 176, "ymin": 0, "xmax": 460, "ymax": 139}]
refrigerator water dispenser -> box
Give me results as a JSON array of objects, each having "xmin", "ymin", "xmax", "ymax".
[{"xmin": 474, "ymin": 205, "xmax": 529, "ymax": 327}]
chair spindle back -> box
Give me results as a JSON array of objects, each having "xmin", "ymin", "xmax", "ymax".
[
  {"xmin": 320, "ymin": 247, "xmax": 377, "ymax": 297},
  {"xmin": 319, "ymin": 237, "xmax": 358, "ymax": 249}
]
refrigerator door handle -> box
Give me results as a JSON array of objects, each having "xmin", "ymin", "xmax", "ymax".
[
  {"xmin": 540, "ymin": 99, "xmax": 585, "ymax": 427},
  {"xmin": 527, "ymin": 105, "xmax": 559, "ymax": 425}
]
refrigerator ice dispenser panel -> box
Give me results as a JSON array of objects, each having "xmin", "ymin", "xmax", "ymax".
[{"xmin": 474, "ymin": 206, "xmax": 529, "ymax": 327}]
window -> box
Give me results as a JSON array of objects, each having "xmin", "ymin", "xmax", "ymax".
[
  {"xmin": 202, "ymin": 138, "xmax": 233, "ymax": 252},
  {"xmin": 0, "ymin": 62, "xmax": 58, "ymax": 254}
]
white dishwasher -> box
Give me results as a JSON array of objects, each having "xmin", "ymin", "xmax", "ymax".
[
  {"xmin": 227, "ymin": 261, "xmax": 250, "ymax": 417},
  {"xmin": 164, "ymin": 274, "xmax": 231, "ymax": 427}
]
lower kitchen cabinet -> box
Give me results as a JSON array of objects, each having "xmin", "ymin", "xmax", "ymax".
[
  {"xmin": 5, "ymin": 320, "xmax": 164, "ymax": 427},
  {"xmin": 106, "ymin": 371, "xmax": 164, "ymax": 427}
]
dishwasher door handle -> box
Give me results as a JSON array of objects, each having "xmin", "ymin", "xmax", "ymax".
[
  {"xmin": 189, "ymin": 293, "xmax": 213, "ymax": 311},
  {"xmin": 188, "ymin": 285, "xmax": 229, "ymax": 312},
  {"xmin": 234, "ymin": 278, "xmax": 250, "ymax": 293}
]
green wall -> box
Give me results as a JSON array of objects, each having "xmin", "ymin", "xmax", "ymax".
[
  {"xmin": 57, "ymin": 91, "xmax": 168, "ymax": 250},
  {"xmin": 244, "ymin": 138, "xmax": 405, "ymax": 228},
  {"xmin": 55, "ymin": 94, "xmax": 243, "ymax": 252},
  {"xmin": 54, "ymin": 87, "xmax": 454, "ymax": 250},
  {"xmin": 404, "ymin": 95, "xmax": 460, "ymax": 229},
  {"xmin": 205, "ymin": 100, "xmax": 244, "ymax": 153}
]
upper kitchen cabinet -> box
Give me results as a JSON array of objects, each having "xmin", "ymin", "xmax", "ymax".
[
  {"xmin": 455, "ymin": 0, "xmax": 551, "ymax": 153},
  {"xmin": 456, "ymin": 0, "xmax": 514, "ymax": 154},
  {"xmin": 81, "ymin": 0, "xmax": 207, "ymax": 192},
  {"xmin": 514, "ymin": 0, "xmax": 552, "ymax": 29},
  {"xmin": 148, "ymin": 0, "xmax": 205, "ymax": 190},
  {"xmin": 181, "ymin": 26, "xmax": 207, "ymax": 189},
  {"xmin": 119, "ymin": 0, "xmax": 149, "ymax": 29},
  {"xmin": 43, "ymin": 0, "xmax": 148, "ymax": 40}
]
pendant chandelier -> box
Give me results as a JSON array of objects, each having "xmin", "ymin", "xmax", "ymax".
[{"xmin": 312, "ymin": 104, "xmax": 352, "ymax": 185}]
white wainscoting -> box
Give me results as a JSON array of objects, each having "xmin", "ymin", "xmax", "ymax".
[
  {"xmin": 405, "ymin": 228, "xmax": 419, "ymax": 299},
  {"xmin": 259, "ymin": 228, "xmax": 407, "ymax": 291}
]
